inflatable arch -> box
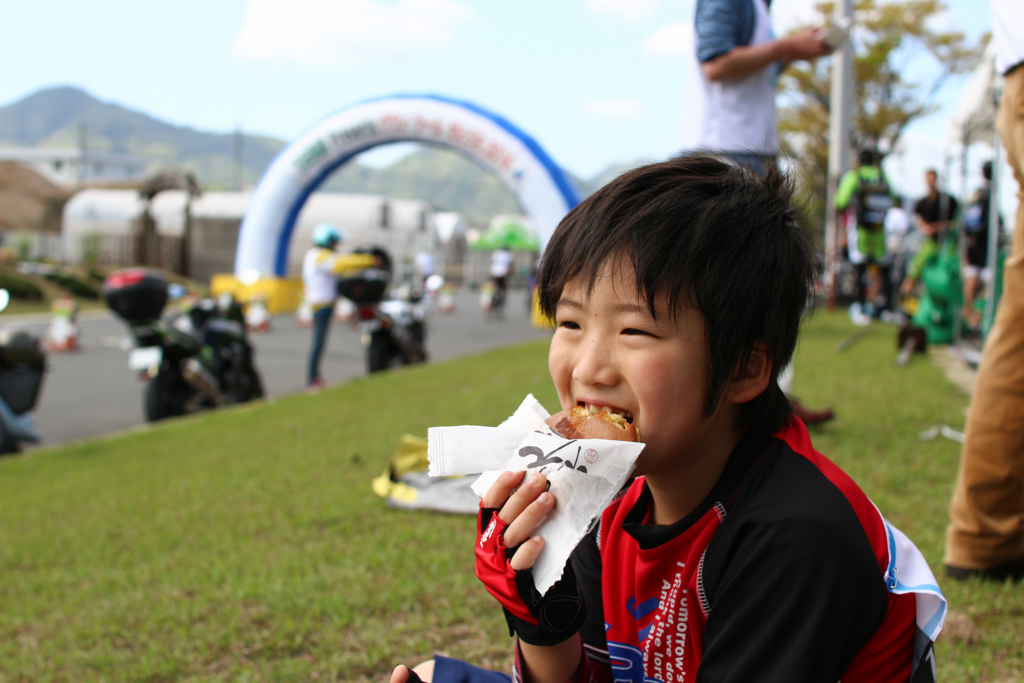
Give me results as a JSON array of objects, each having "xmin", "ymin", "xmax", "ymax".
[{"xmin": 231, "ymin": 95, "xmax": 579, "ymax": 290}]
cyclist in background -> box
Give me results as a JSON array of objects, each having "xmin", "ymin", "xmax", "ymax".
[
  {"xmin": 488, "ymin": 246, "xmax": 513, "ymax": 318},
  {"xmin": 836, "ymin": 149, "xmax": 896, "ymax": 324}
]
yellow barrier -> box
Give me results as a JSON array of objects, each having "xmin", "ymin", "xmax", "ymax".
[
  {"xmin": 210, "ymin": 275, "xmax": 305, "ymax": 314},
  {"xmin": 214, "ymin": 275, "xmax": 556, "ymax": 322}
]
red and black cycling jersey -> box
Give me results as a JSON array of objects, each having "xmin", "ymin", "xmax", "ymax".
[{"xmin": 550, "ymin": 416, "xmax": 941, "ymax": 683}]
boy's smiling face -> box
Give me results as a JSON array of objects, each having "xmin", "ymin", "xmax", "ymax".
[{"xmin": 549, "ymin": 262, "xmax": 739, "ymax": 482}]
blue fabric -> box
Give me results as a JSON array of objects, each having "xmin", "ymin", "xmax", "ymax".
[
  {"xmin": 695, "ymin": 0, "xmax": 756, "ymax": 62},
  {"xmin": 307, "ymin": 306, "xmax": 333, "ymax": 384},
  {"xmin": 677, "ymin": 150, "xmax": 777, "ymax": 174},
  {"xmin": 720, "ymin": 151, "xmax": 777, "ymax": 173},
  {"xmin": 431, "ymin": 656, "xmax": 512, "ymax": 683}
]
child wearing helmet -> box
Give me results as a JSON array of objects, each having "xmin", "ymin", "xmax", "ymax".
[{"xmin": 302, "ymin": 223, "xmax": 376, "ymax": 391}]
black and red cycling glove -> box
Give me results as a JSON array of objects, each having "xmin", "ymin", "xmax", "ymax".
[{"xmin": 475, "ymin": 502, "xmax": 586, "ymax": 646}]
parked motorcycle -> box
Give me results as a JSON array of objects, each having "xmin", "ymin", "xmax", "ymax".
[
  {"xmin": 103, "ymin": 269, "xmax": 265, "ymax": 422},
  {"xmin": 336, "ymin": 247, "xmax": 430, "ymax": 374},
  {"xmin": 0, "ymin": 290, "xmax": 46, "ymax": 454}
]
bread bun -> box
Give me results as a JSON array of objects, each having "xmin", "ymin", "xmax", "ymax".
[{"xmin": 546, "ymin": 405, "xmax": 640, "ymax": 442}]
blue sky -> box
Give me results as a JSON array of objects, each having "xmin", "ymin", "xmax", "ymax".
[{"xmin": 0, "ymin": 0, "xmax": 994, "ymax": 197}]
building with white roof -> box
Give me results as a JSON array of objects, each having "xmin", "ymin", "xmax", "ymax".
[{"xmin": 0, "ymin": 147, "xmax": 147, "ymax": 187}]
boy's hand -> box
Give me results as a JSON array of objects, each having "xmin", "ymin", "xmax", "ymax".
[
  {"xmin": 476, "ymin": 471, "xmax": 586, "ymax": 646},
  {"xmin": 390, "ymin": 665, "xmax": 424, "ymax": 683},
  {"xmin": 482, "ymin": 471, "xmax": 554, "ymax": 570}
]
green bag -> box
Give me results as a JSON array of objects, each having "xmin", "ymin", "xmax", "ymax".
[
  {"xmin": 920, "ymin": 235, "xmax": 963, "ymax": 307},
  {"xmin": 913, "ymin": 234, "xmax": 962, "ymax": 344}
]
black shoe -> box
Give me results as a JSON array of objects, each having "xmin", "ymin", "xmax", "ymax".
[{"xmin": 945, "ymin": 562, "xmax": 1024, "ymax": 582}]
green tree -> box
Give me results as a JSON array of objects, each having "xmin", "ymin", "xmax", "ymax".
[{"xmin": 778, "ymin": 0, "xmax": 988, "ymax": 225}]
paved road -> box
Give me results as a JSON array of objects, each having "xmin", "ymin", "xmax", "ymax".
[{"xmin": 2, "ymin": 289, "xmax": 550, "ymax": 448}]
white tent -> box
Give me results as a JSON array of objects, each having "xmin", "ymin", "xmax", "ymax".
[
  {"xmin": 63, "ymin": 189, "xmax": 436, "ymax": 276},
  {"xmin": 284, "ymin": 195, "xmax": 435, "ymax": 277},
  {"xmin": 944, "ymin": 41, "xmax": 1005, "ymax": 339},
  {"xmin": 947, "ymin": 42, "xmax": 1000, "ymax": 148},
  {"xmin": 62, "ymin": 189, "xmax": 143, "ymax": 264},
  {"xmin": 62, "ymin": 190, "xmax": 246, "ymax": 264},
  {"xmin": 433, "ymin": 212, "xmax": 467, "ymax": 244}
]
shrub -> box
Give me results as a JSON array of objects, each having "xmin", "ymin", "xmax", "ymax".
[
  {"xmin": 0, "ymin": 271, "xmax": 43, "ymax": 301},
  {"xmin": 44, "ymin": 273, "xmax": 99, "ymax": 300}
]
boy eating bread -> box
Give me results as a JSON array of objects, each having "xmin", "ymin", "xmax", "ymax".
[{"xmin": 394, "ymin": 155, "xmax": 944, "ymax": 683}]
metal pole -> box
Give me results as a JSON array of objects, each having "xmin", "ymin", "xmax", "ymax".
[
  {"xmin": 77, "ymin": 122, "xmax": 88, "ymax": 190},
  {"xmin": 182, "ymin": 194, "xmax": 192, "ymax": 278},
  {"xmin": 825, "ymin": 0, "xmax": 854, "ymax": 309},
  {"xmin": 233, "ymin": 126, "xmax": 244, "ymax": 191},
  {"xmin": 951, "ymin": 146, "xmax": 965, "ymax": 347}
]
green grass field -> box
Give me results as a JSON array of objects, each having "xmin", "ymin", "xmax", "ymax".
[{"xmin": 1, "ymin": 310, "xmax": 1021, "ymax": 682}]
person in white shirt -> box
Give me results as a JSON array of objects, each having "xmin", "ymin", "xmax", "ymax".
[
  {"xmin": 681, "ymin": 0, "xmax": 831, "ymax": 170},
  {"xmin": 945, "ymin": 0, "xmax": 1024, "ymax": 582},
  {"xmin": 415, "ymin": 251, "xmax": 435, "ymax": 287},
  {"xmin": 489, "ymin": 246, "xmax": 513, "ymax": 282},
  {"xmin": 302, "ymin": 224, "xmax": 376, "ymax": 391},
  {"xmin": 681, "ymin": 0, "xmax": 835, "ymax": 425},
  {"xmin": 488, "ymin": 246, "xmax": 514, "ymax": 313}
]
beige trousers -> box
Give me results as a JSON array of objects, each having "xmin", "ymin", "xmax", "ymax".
[{"xmin": 945, "ymin": 65, "xmax": 1024, "ymax": 569}]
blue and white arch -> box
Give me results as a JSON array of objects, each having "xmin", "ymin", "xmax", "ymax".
[{"xmin": 234, "ymin": 94, "xmax": 580, "ymax": 278}]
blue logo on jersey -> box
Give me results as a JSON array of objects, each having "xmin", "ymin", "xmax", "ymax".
[
  {"xmin": 626, "ymin": 596, "xmax": 660, "ymax": 643},
  {"xmin": 609, "ymin": 641, "xmax": 661, "ymax": 683},
  {"xmin": 627, "ymin": 596, "xmax": 660, "ymax": 621}
]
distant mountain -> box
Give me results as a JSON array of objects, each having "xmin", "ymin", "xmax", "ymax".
[
  {"xmin": 577, "ymin": 159, "xmax": 657, "ymax": 196},
  {"xmin": 322, "ymin": 152, "xmax": 653, "ymax": 223},
  {"xmin": 325, "ymin": 145, "xmax": 523, "ymax": 222},
  {"xmin": 0, "ymin": 86, "xmax": 647, "ymax": 222},
  {"xmin": 0, "ymin": 86, "xmax": 284, "ymax": 189}
]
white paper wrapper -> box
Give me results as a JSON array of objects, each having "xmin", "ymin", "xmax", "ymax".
[{"xmin": 428, "ymin": 394, "xmax": 644, "ymax": 595}]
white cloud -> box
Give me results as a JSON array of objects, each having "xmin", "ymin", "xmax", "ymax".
[
  {"xmin": 581, "ymin": 98, "xmax": 647, "ymax": 120},
  {"xmin": 923, "ymin": 7, "xmax": 956, "ymax": 33},
  {"xmin": 587, "ymin": 0, "xmax": 661, "ymax": 23},
  {"xmin": 643, "ymin": 21, "xmax": 693, "ymax": 59},
  {"xmin": 233, "ymin": 0, "xmax": 475, "ymax": 67}
]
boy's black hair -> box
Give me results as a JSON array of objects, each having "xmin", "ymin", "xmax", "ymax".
[
  {"xmin": 538, "ymin": 154, "xmax": 817, "ymax": 439},
  {"xmin": 859, "ymin": 149, "xmax": 878, "ymax": 166}
]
